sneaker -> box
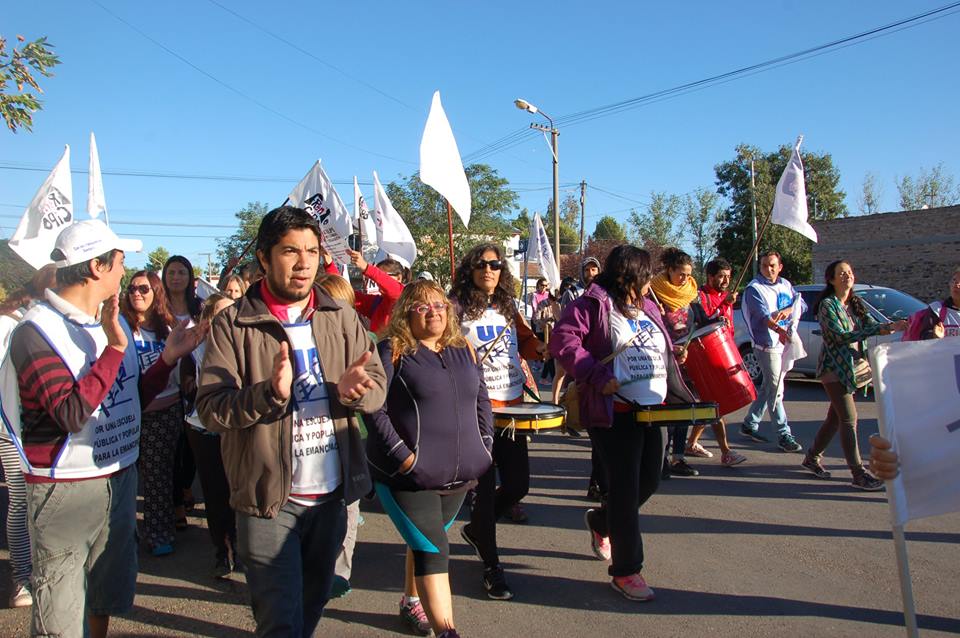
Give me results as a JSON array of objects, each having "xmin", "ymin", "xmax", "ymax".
[
  {"xmin": 685, "ymin": 442, "xmax": 714, "ymax": 458},
  {"xmin": 329, "ymin": 575, "xmax": 352, "ymax": 599},
  {"xmin": 740, "ymin": 425, "xmax": 769, "ymax": 443},
  {"xmin": 611, "ymin": 572, "xmax": 655, "ymax": 602},
  {"xmin": 720, "ymin": 450, "xmax": 747, "ymax": 467},
  {"xmin": 801, "ymin": 456, "xmax": 832, "ymax": 479},
  {"xmin": 9, "ymin": 582, "xmax": 32, "ymax": 608},
  {"xmin": 670, "ymin": 459, "xmax": 699, "ymax": 477},
  {"xmin": 852, "ymin": 471, "xmax": 884, "ymax": 491},
  {"xmin": 399, "ymin": 598, "xmax": 432, "ymax": 636},
  {"xmin": 778, "ymin": 434, "xmax": 802, "ymax": 453},
  {"xmin": 660, "ymin": 458, "xmax": 672, "ymax": 480},
  {"xmin": 438, "ymin": 631, "xmax": 461, "ymax": 638},
  {"xmin": 482, "ymin": 565, "xmax": 514, "ymax": 600},
  {"xmin": 584, "ymin": 509, "xmax": 611, "ymax": 561},
  {"xmin": 460, "ymin": 524, "xmax": 482, "ymax": 561},
  {"xmin": 151, "ymin": 543, "xmax": 174, "ymax": 557},
  {"xmin": 211, "ymin": 556, "xmax": 233, "ymax": 580},
  {"xmin": 586, "ymin": 483, "xmax": 602, "ymax": 502},
  {"xmin": 507, "ymin": 503, "xmax": 529, "ymax": 524}
]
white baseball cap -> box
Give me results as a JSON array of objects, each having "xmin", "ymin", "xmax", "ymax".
[{"xmin": 52, "ymin": 220, "xmax": 143, "ymax": 268}]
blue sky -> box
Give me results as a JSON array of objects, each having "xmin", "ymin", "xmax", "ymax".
[{"xmin": 3, "ymin": 1, "xmax": 958, "ymax": 271}]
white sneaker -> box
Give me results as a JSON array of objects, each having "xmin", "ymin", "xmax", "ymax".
[{"xmin": 9, "ymin": 582, "xmax": 32, "ymax": 608}]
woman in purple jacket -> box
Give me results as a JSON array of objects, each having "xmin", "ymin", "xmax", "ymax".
[
  {"xmin": 368, "ymin": 280, "xmax": 494, "ymax": 638},
  {"xmin": 550, "ymin": 245, "xmax": 696, "ymax": 602}
]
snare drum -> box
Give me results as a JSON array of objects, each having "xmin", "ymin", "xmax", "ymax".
[
  {"xmin": 631, "ymin": 402, "xmax": 719, "ymax": 427},
  {"xmin": 493, "ymin": 402, "xmax": 566, "ymax": 432}
]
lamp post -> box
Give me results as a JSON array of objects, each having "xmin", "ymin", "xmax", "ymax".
[{"xmin": 515, "ymin": 98, "xmax": 560, "ymax": 266}]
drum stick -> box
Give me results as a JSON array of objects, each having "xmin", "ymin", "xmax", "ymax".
[{"xmin": 478, "ymin": 320, "xmax": 511, "ymax": 366}]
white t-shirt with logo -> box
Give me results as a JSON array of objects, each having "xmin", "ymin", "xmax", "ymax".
[
  {"xmin": 461, "ymin": 307, "xmax": 524, "ymax": 402},
  {"xmin": 609, "ymin": 306, "xmax": 668, "ymax": 406},
  {"xmin": 133, "ymin": 327, "xmax": 179, "ymax": 401},
  {"xmin": 930, "ymin": 301, "xmax": 960, "ymax": 338},
  {"xmin": 284, "ymin": 319, "xmax": 341, "ymax": 504}
]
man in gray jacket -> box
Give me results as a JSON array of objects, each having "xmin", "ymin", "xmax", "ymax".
[{"xmin": 198, "ymin": 206, "xmax": 386, "ymax": 637}]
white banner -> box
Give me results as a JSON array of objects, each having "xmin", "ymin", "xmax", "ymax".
[
  {"xmin": 871, "ymin": 338, "xmax": 960, "ymax": 525},
  {"xmin": 372, "ymin": 171, "xmax": 417, "ymax": 269},
  {"xmin": 287, "ymin": 160, "xmax": 352, "ymax": 264},
  {"xmin": 781, "ymin": 293, "xmax": 807, "ymax": 373},
  {"xmin": 419, "ymin": 90, "xmax": 471, "ymax": 228},
  {"xmin": 87, "ymin": 132, "xmax": 108, "ymax": 223},
  {"xmin": 9, "ymin": 145, "xmax": 74, "ymax": 270},
  {"xmin": 354, "ymin": 176, "xmax": 378, "ymax": 258},
  {"xmin": 770, "ymin": 135, "xmax": 817, "ymax": 243},
  {"xmin": 530, "ymin": 212, "xmax": 560, "ymax": 290}
]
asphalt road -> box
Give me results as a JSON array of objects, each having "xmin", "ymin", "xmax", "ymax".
[{"xmin": 1, "ymin": 379, "xmax": 958, "ymax": 637}]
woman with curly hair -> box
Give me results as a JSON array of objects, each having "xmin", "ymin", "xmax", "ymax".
[
  {"xmin": 121, "ymin": 270, "xmax": 182, "ymax": 555},
  {"xmin": 449, "ymin": 242, "xmax": 546, "ymax": 601},
  {"xmin": 367, "ymin": 280, "xmax": 493, "ymax": 638}
]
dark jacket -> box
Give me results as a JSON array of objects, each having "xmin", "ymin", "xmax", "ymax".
[
  {"xmin": 367, "ymin": 340, "xmax": 493, "ymax": 490},
  {"xmin": 550, "ymin": 283, "xmax": 697, "ymax": 427},
  {"xmin": 196, "ymin": 281, "xmax": 385, "ymax": 518}
]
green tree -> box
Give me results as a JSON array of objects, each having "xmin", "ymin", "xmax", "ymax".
[
  {"xmin": 542, "ymin": 193, "xmax": 582, "ymax": 255},
  {"xmin": 1, "ymin": 35, "xmax": 60, "ymax": 133},
  {"xmin": 683, "ymin": 188, "xmax": 720, "ymax": 281},
  {"xmin": 714, "ymin": 143, "xmax": 847, "ymax": 284},
  {"xmin": 896, "ymin": 163, "xmax": 960, "ymax": 210},
  {"xmin": 146, "ymin": 246, "xmax": 170, "ymax": 273},
  {"xmin": 592, "ymin": 215, "xmax": 627, "ymax": 241},
  {"xmin": 385, "ymin": 164, "xmax": 519, "ymax": 287},
  {"xmin": 216, "ymin": 201, "xmax": 270, "ymax": 270},
  {"xmin": 857, "ymin": 172, "xmax": 884, "ymax": 215},
  {"xmin": 628, "ymin": 192, "xmax": 682, "ymax": 248}
]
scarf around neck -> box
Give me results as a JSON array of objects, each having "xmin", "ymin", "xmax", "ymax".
[{"xmin": 650, "ymin": 272, "xmax": 698, "ymax": 312}]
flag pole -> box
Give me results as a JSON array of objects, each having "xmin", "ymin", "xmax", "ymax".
[
  {"xmin": 228, "ymin": 198, "xmax": 290, "ymax": 276},
  {"xmin": 447, "ymin": 200, "xmax": 456, "ymax": 281},
  {"xmin": 729, "ymin": 208, "xmax": 774, "ymax": 296}
]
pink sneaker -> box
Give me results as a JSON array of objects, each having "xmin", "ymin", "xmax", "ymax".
[
  {"xmin": 399, "ymin": 597, "xmax": 432, "ymax": 636},
  {"xmin": 611, "ymin": 572, "xmax": 655, "ymax": 601},
  {"xmin": 685, "ymin": 442, "xmax": 714, "ymax": 458},
  {"xmin": 584, "ymin": 509, "xmax": 611, "ymax": 561},
  {"xmin": 721, "ymin": 450, "xmax": 747, "ymax": 467}
]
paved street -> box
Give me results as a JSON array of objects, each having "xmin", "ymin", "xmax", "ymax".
[{"xmin": 1, "ymin": 379, "xmax": 958, "ymax": 637}]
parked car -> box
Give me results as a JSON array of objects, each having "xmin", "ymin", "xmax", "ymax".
[{"xmin": 733, "ymin": 284, "xmax": 927, "ymax": 386}]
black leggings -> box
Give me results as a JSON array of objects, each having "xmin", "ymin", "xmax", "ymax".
[
  {"xmin": 468, "ymin": 430, "xmax": 529, "ymax": 568},
  {"xmin": 375, "ymin": 483, "xmax": 466, "ymax": 576}
]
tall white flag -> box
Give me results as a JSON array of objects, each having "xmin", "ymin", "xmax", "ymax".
[
  {"xmin": 354, "ymin": 176, "xmax": 378, "ymax": 257},
  {"xmin": 530, "ymin": 212, "xmax": 560, "ymax": 290},
  {"xmin": 871, "ymin": 338, "xmax": 960, "ymax": 525},
  {"xmin": 770, "ymin": 136, "xmax": 817, "ymax": 242},
  {"xmin": 9, "ymin": 145, "xmax": 74, "ymax": 270},
  {"xmin": 287, "ymin": 160, "xmax": 352, "ymax": 264},
  {"xmin": 87, "ymin": 132, "xmax": 108, "ymax": 224},
  {"xmin": 419, "ymin": 91, "xmax": 471, "ymax": 228},
  {"xmin": 372, "ymin": 171, "xmax": 417, "ymax": 268}
]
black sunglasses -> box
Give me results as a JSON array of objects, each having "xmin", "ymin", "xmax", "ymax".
[
  {"xmin": 126, "ymin": 284, "xmax": 152, "ymax": 296},
  {"xmin": 473, "ymin": 259, "xmax": 503, "ymax": 271}
]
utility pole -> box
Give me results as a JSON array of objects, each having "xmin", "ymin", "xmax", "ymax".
[
  {"xmin": 579, "ymin": 180, "xmax": 586, "ymax": 260},
  {"xmin": 198, "ymin": 252, "xmax": 213, "ymax": 280},
  {"xmin": 749, "ymin": 158, "xmax": 758, "ymax": 278}
]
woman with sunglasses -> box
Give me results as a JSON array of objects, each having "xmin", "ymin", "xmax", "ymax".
[
  {"xmin": 120, "ymin": 271, "xmax": 182, "ymax": 555},
  {"xmin": 368, "ymin": 281, "xmax": 493, "ymax": 638},
  {"xmin": 449, "ymin": 243, "xmax": 546, "ymax": 601}
]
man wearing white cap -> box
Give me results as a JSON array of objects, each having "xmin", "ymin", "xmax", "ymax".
[{"xmin": 0, "ymin": 220, "xmax": 204, "ymax": 638}]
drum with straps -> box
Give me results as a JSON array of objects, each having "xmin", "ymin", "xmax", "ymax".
[
  {"xmin": 676, "ymin": 322, "xmax": 757, "ymax": 416},
  {"xmin": 493, "ymin": 402, "xmax": 566, "ymax": 432},
  {"xmin": 630, "ymin": 401, "xmax": 719, "ymax": 427}
]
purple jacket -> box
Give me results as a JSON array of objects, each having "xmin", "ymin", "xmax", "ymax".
[{"xmin": 549, "ymin": 283, "xmax": 697, "ymax": 428}]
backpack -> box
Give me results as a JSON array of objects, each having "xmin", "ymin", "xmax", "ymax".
[{"xmin": 901, "ymin": 303, "xmax": 948, "ymax": 342}]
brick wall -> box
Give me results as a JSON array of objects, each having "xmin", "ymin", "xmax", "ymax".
[{"xmin": 811, "ymin": 205, "xmax": 960, "ymax": 303}]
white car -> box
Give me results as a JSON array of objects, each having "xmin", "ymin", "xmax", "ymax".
[{"xmin": 733, "ymin": 284, "xmax": 927, "ymax": 386}]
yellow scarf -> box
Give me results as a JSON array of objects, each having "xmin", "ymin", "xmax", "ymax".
[{"xmin": 650, "ymin": 272, "xmax": 698, "ymax": 312}]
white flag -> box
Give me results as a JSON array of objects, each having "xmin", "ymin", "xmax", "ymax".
[
  {"xmin": 530, "ymin": 212, "xmax": 560, "ymax": 291},
  {"xmin": 354, "ymin": 176, "xmax": 378, "ymax": 257},
  {"xmin": 770, "ymin": 136, "xmax": 817, "ymax": 242},
  {"xmin": 419, "ymin": 91, "xmax": 471, "ymax": 228},
  {"xmin": 287, "ymin": 160, "xmax": 352, "ymax": 264},
  {"xmin": 780, "ymin": 293, "xmax": 807, "ymax": 373},
  {"xmin": 87, "ymin": 132, "xmax": 108, "ymax": 224},
  {"xmin": 372, "ymin": 171, "xmax": 417, "ymax": 269},
  {"xmin": 871, "ymin": 338, "xmax": 960, "ymax": 525},
  {"xmin": 9, "ymin": 145, "xmax": 74, "ymax": 270}
]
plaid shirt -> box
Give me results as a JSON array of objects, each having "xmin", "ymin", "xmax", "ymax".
[{"xmin": 816, "ymin": 295, "xmax": 884, "ymax": 393}]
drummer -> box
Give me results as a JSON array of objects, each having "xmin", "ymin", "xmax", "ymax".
[
  {"xmin": 450, "ymin": 243, "xmax": 547, "ymax": 601},
  {"xmin": 683, "ymin": 258, "xmax": 748, "ymax": 467},
  {"xmin": 551, "ymin": 245, "xmax": 698, "ymax": 601}
]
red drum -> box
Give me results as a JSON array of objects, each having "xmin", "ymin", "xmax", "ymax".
[{"xmin": 677, "ymin": 322, "xmax": 757, "ymax": 416}]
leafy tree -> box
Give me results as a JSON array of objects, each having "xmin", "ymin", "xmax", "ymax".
[
  {"xmin": 1, "ymin": 35, "xmax": 60, "ymax": 133},
  {"xmin": 542, "ymin": 193, "xmax": 582, "ymax": 255},
  {"xmin": 628, "ymin": 192, "xmax": 683, "ymax": 248},
  {"xmin": 385, "ymin": 164, "xmax": 518, "ymax": 287},
  {"xmin": 683, "ymin": 188, "xmax": 720, "ymax": 281},
  {"xmin": 714, "ymin": 143, "xmax": 847, "ymax": 284},
  {"xmin": 857, "ymin": 172, "xmax": 884, "ymax": 215},
  {"xmin": 592, "ymin": 215, "xmax": 627, "ymax": 241},
  {"xmin": 216, "ymin": 201, "xmax": 270, "ymax": 270},
  {"xmin": 146, "ymin": 246, "xmax": 170, "ymax": 273},
  {"xmin": 896, "ymin": 163, "xmax": 960, "ymax": 210}
]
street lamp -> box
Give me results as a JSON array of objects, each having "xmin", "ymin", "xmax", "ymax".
[{"xmin": 515, "ymin": 98, "xmax": 560, "ymax": 267}]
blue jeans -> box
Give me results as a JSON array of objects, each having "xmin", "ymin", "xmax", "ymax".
[
  {"xmin": 742, "ymin": 348, "xmax": 792, "ymax": 437},
  {"xmin": 237, "ymin": 498, "xmax": 347, "ymax": 638}
]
